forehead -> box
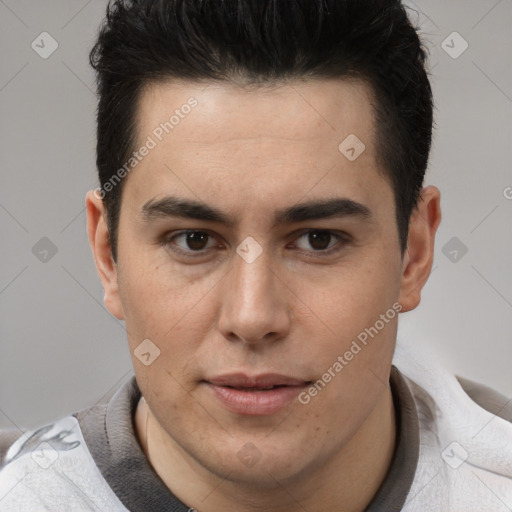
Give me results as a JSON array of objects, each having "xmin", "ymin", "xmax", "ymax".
[
  {"xmin": 122, "ymin": 77, "xmax": 392, "ymax": 225},
  {"xmin": 136, "ymin": 77, "xmax": 375, "ymax": 147}
]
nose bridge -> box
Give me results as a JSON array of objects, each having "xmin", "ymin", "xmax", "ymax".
[
  {"xmin": 218, "ymin": 239, "xmax": 289, "ymax": 343},
  {"xmin": 232, "ymin": 241, "xmax": 276, "ymax": 308}
]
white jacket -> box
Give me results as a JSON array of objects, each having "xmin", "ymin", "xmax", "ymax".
[{"xmin": 1, "ymin": 341, "xmax": 511, "ymax": 511}]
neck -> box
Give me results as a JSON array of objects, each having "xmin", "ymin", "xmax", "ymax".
[{"xmin": 134, "ymin": 385, "xmax": 396, "ymax": 512}]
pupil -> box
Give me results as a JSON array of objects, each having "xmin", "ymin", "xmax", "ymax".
[
  {"xmin": 309, "ymin": 231, "xmax": 330, "ymax": 250},
  {"xmin": 187, "ymin": 232, "xmax": 208, "ymax": 250}
]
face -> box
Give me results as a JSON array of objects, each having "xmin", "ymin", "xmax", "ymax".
[{"xmin": 87, "ymin": 78, "xmax": 435, "ymax": 487}]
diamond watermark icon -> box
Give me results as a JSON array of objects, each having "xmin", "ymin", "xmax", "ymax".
[
  {"xmin": 32, "ymin": 237, "xmax": 58, "ymax": 263},
  {"xmin": 31, "ymin": 441, "xmax": 59, "ymax": 469},
  {"xmin": 236, "ymin": 236, "xmax": 263, "ymax": 264},
  {"xmin": 338, "ymin": 134, "xmax": 366, "ymax": 162},
  {"xmin": 441, "ymin": 32, "xmax": 469, "ymax": 59},
  {"xmin": 442, "ymin": 237, "xmax": 468, "ymax": 263},
  {"xmin": 134, "ymin": 339, "xmax": 161, "ymax": 366},
  {"xmin": 237, "ymin": 442, "xmax": 262, "ymax": 467},
  {"xmin": 441, "ymin": 441, "xmax": 469, "ymax": 469},
  {"xmin": 31, "ymin": 32, "xmax": 59, "ymax": 59}
]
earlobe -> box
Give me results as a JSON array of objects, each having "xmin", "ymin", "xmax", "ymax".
[
  {"xmin": 398, "ymin": 186, "xmax": 442, "ymax": 313},
  {"xmin": 85, "ymin": 190, "xmax": 125, "ymax": 320}
]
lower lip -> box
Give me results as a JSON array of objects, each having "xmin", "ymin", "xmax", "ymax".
[{"xmin": 206, "ymin": 383, "xmax": 308, "ymax": 415}]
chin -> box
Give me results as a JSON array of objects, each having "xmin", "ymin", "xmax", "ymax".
[
  {"xmin": 222, "ymin": 455, "xmax": 309, "ymax": 488},
  {"xmin": 198, "ymin": 436, "xmax": 323, "ymax": 489}
]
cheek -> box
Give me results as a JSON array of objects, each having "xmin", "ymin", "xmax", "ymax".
[
  {"xmin": 118, "ymin": 250, "xmax": 212, "ymax": 336},
  {"xmin": 117, "ymin": 255, "xmax": 224, "ymax": 391},
  {"xmin": 289, "ymin": 254, "xmax": 400, "ymax": 403},
  {"xmin": 296, "ymin": 254, "xmax": 399, "ymax": 338}
]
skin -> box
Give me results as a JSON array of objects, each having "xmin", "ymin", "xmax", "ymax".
[{"xmin": 86, "ymin": 77, "xmax": 441, "ymax": 512}]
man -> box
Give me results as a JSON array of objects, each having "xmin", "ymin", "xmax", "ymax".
[{"xmin": 1, "ymin": 0, "xmax": 511, "ymax": 510}]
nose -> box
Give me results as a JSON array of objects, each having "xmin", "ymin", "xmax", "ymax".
[{"xmin": 217, "ymin": 245, "xmax": 291, "ymax": 345}]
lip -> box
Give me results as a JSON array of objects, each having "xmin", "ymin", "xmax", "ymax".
[{"xmin": 204, "ymin": 373, "xmax": 311, "ymax": 416}]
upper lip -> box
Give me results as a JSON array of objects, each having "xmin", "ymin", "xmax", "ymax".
[{"xmin": 206, "ymin": 373, "xmax": 310, "ymax": 388}]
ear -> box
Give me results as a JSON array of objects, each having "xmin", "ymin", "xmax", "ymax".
[
  {"xmin": 85, "ymin": 189, "xmax": 125, "ymax": 320},
  {"xmin": 398, "ymin": 186, "xmax": 441, "ymax": 312}
]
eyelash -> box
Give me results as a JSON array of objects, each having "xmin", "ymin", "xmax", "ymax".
[{"xmin": 160, "ymin": 229, "xmax": 351, "ymax": 259}]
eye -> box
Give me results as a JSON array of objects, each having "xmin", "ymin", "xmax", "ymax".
[
  {"xmin": 162, "ymin": 230, "xmax": 218, "ymax": 256},
  {"xmin": 293, "ymin": 230, "xmax": 350, "ymax": 255}
]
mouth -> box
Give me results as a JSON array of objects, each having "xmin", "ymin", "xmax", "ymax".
[
  {"xmin": 221, "ymin": 384, "xmax": 291, "ymax": 391},
  {"xmin": 204, "ymin": 373, "xmax": 312, "ymax": 415}
]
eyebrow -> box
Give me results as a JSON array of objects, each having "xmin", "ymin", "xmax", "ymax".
[{"xmin": 140, "ymin": 195, "xmax": 372, "ymax": 228}]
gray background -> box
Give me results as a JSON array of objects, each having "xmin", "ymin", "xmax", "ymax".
[{"xmin": 0, "ymin": 0, "xmax": 511, "ymax": 431}]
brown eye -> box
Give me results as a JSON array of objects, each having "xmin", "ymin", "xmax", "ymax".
[
  {"xmin": 307, "ymin": 231, "xmax": 332, "ymax": 250},
  {"xmin": 163, "ymin": 230, "xmax": 216, "ymax": 255},
  {"xmin": 183, "ymin": 231, "xmax": 210, "ymax": 251},
  {"xmin": 294, "ymin": 230, "xmax": 347, "ymax": 253}
]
